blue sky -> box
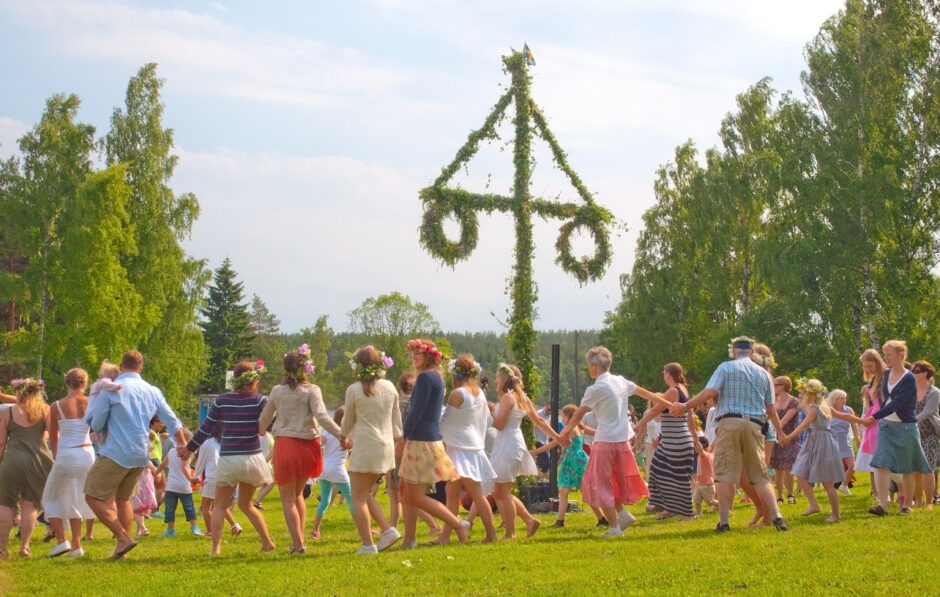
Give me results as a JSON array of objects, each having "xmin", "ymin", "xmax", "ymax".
[{"xmin": 0, "ymin": 0, "xmax": 845, "ymax": 333}]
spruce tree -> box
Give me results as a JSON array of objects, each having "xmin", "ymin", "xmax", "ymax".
[{"xmin": 201, "ymin": 258, "xmax": 254, "ymax": 392}]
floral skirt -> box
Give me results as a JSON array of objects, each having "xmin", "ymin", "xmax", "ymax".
[
  {"xmin": 581, "ymin": 441, "xmax": 649, "ymax": 508},
  {"xmin": 398, "ymin": 440, "xmax": 458, "ymax": 485}
]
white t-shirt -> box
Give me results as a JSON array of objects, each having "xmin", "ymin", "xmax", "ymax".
[
  {"xmin": 582, "ymin": 411, "xmax": 598, "ymax": 446},
  {"xmin": 193, "ymin": 436, "xmax": 220, "ymax": 483},
  {"xmin": 644, "ymin": 417, "xmax": 661, "ymax": 445},
  {"xmin": 165, "ymin": 448, "xmax": 193, "ymax": 494},
  {"xmin": 320, "ymin": 432, "xmax": 350, "ymax": 484},
  {"xmin": 580, "ymin": 372, "xmax": 637, "ymax": 443}
]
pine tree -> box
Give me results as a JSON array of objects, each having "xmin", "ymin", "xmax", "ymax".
[{"xmin": 201, "ymin": 258, "xmax": 254, "ymax": 392}]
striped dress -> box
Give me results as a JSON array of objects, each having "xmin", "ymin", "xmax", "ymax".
[{"xmin": 647, "ymin": 387, "xmax": 695, "ymax": 517}]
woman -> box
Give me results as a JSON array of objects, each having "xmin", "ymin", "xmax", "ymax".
[
  {"xmin": 0, "ymin": 378, "xmax": 53, "ymax": 558},
  {"xmin": 259, "ymin": 345, "xmax": 347, "ymax": 555},
  {"xmin": 397, "ymin": 339, "xmax": 470, "ymax": 547},
  {"xmin": 42, "ymin": 368, "xmax": 96, "ymax": 558},
  {"xmin": 634, "ymin": 363, "xmax": 696, "ymax": 519},
  {"xmin": 769, "ymin": 376, "xmax": 800, "ymax": 504},
  {"xmin": 865, "ymin": 340, "xmax": 931, "ymax": 516},
  {"xmin": 911, "ymin": 360, "xmax": 940, "ymax": 508},
  {"xmin": 854, "ymin": 349, "xmax": 886, "ymax": 496},
  {"xmin": 488, "ymin": 363, "xmax": 562, "ymax": 539},
  {"xmin": 828, "ymin": 389, "xmax": 860, "ymax": 494},
  {"xmin": 436, "ymin": 354, "xmax": 498, "ymax": 544},
  {"xmin": 181, "ymin": 360, "xmax": 275, "ymax": 556}
]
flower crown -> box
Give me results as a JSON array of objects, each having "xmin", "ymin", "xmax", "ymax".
[
  {"xmin": 754, "ymin": 353, "xmax": 777, "ymax": 370},
  {"xmin": 349, "ymin": 345, "xmax": 394, "ymax": 381},
  {"xmin": 406, "ymin": 339, "xmax": 444, "ymax": 360},
  {"xmin": 232, "ymin": 360, "xmax": 266, "ymax": 390},
  {"xmin": 497, "ymin": 363, "xmax": 519, "ymax": 383},
  {"xmin": 796, "ymin": 377, "xmax": 826, "ymax": 396},
  {"xmin": 448, "ymin": 359, "xmax": 482, "ymax": 379},
  {"xmin": 296, "ymin": 343, "xmax": 315, "ymax": 376},
  {"xmin": 11, "ymin": 377, "xmax": 45, "ymax": 393},
  {"xmin": 728, "ymin": 335, "xmax": 756, "ymax": 358}
]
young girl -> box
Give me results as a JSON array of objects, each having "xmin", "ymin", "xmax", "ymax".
[
  {"xmin": 853, "ymin": 348, "xmax": 886, "ymax": 497},
  {"xmin": 192, "ymin": 427, "xmax": 242, "ymax": 539},
  {"xmin": 131, "ymin": 460, "xmax": 158, "ymax": 537},
  {"xmin": 156, "ymin": 428, "xmax": 205, "ymax": 537},
  {"xmin": 530, "ymin": 404, "xmax": 589, "ymax": 527},
  {"xmin": 310, "ymin": 407, "xmax": 354, "ymax": 540},
  {"xmin": 437, "ymin": 355, "xmax": 498, "ymax": 544},
  {"xmin": 780, "ymin": 380, "xmax": 844, "ymax": 523}
]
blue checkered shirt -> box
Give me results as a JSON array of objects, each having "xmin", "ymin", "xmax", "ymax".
[{"xmin": 706, "ymin": 356, "xmax": 773, "ymax": 420}]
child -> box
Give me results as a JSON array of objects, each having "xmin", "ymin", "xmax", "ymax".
[
  {"xmin": 692, "ymin": 435, "xmax": 718, "ymax": 517},
  {"xmin": 310, "ymin": 407, "xmax": 354, "ymax": 540},
  {"xmin": 131, "ymin": 463, "xmax": 158, "ymax": 537},
  {"xmin": 530, "ymin": 404, "xmax": 589, "ymax": 528},
  {"xmin": 780, "ymin": 380, "xmax": 844, "ymax": 523},
  {"xmin": 192, "ymin": 427, "xmax": 242, "ymax": 539},
  {"xmin": 156, "ymin": 428, "xmax": 205, "ymax": 537}
]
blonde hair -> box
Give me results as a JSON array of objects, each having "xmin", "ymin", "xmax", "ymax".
[
  {"xmin": 882, "ymin": 339, "xmax": 908, "ymax": 359},
  {"xmin": 98, "ymin": 360, "xmax": 120, "ymax": 380},
  {"xmin": 497, "ymin": 364, "xmax": 531, "ymax": 410},
  {"xmin": 17, "ymin": 385, "xmax": 47, "ymax": 424},
  {"xmin": 799, "ymin": 380, "xmax": 831, "ymax": 417},
  {"xmin": 65, "ymin": 368, "xmax": 89, "ymax": 390},
  {"xmin": 181, "ymin": 428, "xmax": 194, "ymax": 443}
]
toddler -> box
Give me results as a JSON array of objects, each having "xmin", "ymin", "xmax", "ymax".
[
  {"xmin": 156, "ymin": 428, "xmax": 205, "ymax": 536},
  {"xmin": 692, "ymin": 435, "xmax": 718, "ymax": 516},
  {"xmin": 193, "ymin": 427, "xmax": 242, "ymax": 538}
]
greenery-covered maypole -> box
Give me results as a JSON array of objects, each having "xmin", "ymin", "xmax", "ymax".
[{"xmin": 419, "ymin": 50, "xmax": 616, "ymax": 396}]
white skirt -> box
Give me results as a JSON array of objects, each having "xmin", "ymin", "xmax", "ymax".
[
  {"xmin": 201, "ymin": 480, "xmax": 217, "ymax": 500},
  {"xmin": 42, "ymin": 445, "xmax": 96, "ymax": 520},
  {"xmin": 216, "ymin": 453, "xmax": 272, "ymax": 488},
  {"xmin": 855, "ymin": 450, "xmax": 875, "ymax": 473},
  {"xmin": 446, "ymin": 446, "xmax": 497, "ymax": 484}
]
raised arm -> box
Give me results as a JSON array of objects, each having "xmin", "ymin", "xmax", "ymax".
[{"xmin": 634, "ymin": 385, "xmax": 673, "ymax": 411}]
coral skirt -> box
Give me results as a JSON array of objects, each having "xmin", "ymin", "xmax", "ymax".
[
  {"xmin": 398, "ymin": 440, "xmax": 458, "ymax": 485},
  {"xmin": 581, "ymin": 440, "xmax": 649, "ymax": 508},
  {"xmin": 273, "ymin": 436, "xmax": 323, "ymax": 485}
]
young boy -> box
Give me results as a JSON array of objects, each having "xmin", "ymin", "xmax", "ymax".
[
  {"xmin": 156, "ymin": 428, "xmax": 204, "ymax": 537},
  {"xmin": 692, "ymin": 435, "xmax": 719, "ymax": 517}
]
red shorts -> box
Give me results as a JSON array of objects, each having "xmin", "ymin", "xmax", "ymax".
[{"xmin": 272, "ymin": 436, "xmax": 323, "ymax": 485}]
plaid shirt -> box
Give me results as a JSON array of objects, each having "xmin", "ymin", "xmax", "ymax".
[{"xmin": 706, "ymin": 356, "xmax": 773, "ymax": 420}]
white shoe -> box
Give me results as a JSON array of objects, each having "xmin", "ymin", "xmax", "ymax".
[
  {"xmin": 617, "ymin": 509, "xmax": 636, "ymax": 529},
  {"xmin": 65, "ymin": 547, "xmax": 85, "ymax": 558},
  {"xmin": 602, "ymin": 528, "xmax": 624, "ymax": 538},
  {"xmin": 838, "ymin": 485, "xmax": 851, "ymax": 496},
  {"xmin": 376, "ymin": 527, "xmax": 402, "ymax": 552},
  {"xmin": 48, "ymin": 541, "xmax": 71, "ymax": 558},
  {"xmin": 231, "ymin": 523, "xmax": 243, "ymax": 536},
  {"xmin": 356, "ymin": 544, "xmax": 379, "ymax": 555}
]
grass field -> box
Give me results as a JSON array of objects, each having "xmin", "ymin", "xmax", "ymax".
[{"xmin": 0, "ymin": 476, "xmax": 936, "ymax": 596}]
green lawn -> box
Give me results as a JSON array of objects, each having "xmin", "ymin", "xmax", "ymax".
[{"xmin": 1, "ymin": 477, "xmax": 936, "ymax": 596}]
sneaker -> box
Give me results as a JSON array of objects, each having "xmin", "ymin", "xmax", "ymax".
[
  {"xmin": 191, "ymin": 525, "xmax": 205, "ymax": 537},
  {"xmin": 715, "ymin": 523, "xmax": 731, "ymax": 533},
  {"xmin": 771, "ymin": 517, "xmax": 788, "ymax": 531},
  {"xmin": 151, "ymin": 510, "xmax": 164, "ymax": 519},
  {"xmin": 692, "ymin": 513, "xmax": 703, "ymax": 519},
  {"xmin": 838, "ymin": 485, "xmax": 851, "ymax": 496},
  {"xmin": 47, "ymin": 541, "xmax": 72, "ymax": 558},
  {"xmin": 595, "ymin": 518, "xmax": 609, "ymax": 527},
  {"xmin": 231, "ymin": 523, "xmax": 243, "ymax": 536},
  {"xmin": 65, "ymin": 547, "xmax": 85, "ymax": 558},
  {"xmin": 356, "ymin": 544, "xmax": 379, "ymax": 555},
  {"xmin": 602, "ymin": 528, "xmax": 623, "ymax": 538},
  {"xmin": 253, "ymin": 501, "xmax": 264, "ymax": 510},
  {"xmin": 551, "ymin": 520, "xmax": 565, "ymax": 528},
  {"xmin": 376, "ymin": 527, "xmax": 402, "ymax": 552},
  {"xmin": 161, "ymin": 528, "xmax": 175, "ymax": 538},
  {"xmin": 401, "ymin": 540, "xmax": 418, "ymax": 549},
  {"xmin": 868, "ymin": 505, "xmax": 887, "ymax": 517},
  {"xmin": 617, "ymin": 509, "xmax": 636, "ymax": 529}
]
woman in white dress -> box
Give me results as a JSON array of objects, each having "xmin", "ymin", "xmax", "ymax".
[
  {"xmin": 436, "ymin": 355, "xmax": 498, "ymax": 544},
  {"xmin": 490, "ymin": 363, "xmax": 563, "ymax": 540},
  {"xmin": 43, "ymin": 368, "xmax": 96, "ymax": 558}
]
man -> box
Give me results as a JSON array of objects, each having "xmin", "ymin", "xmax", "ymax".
[
  {"xmin": 84, "ymin": 350, "xmax": 187, "ymax": 559},
  {"xmin": 672, "ymin": 336, "xmax": 787, "ymax": 532},
  {"xmin": 533, "ymin": 402, "xmax": 554, "ymax": 474}
]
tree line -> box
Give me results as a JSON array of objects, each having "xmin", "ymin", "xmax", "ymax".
[{"xmin": 601, "ymin": 0, "xmax": 940, "ymax": 409}]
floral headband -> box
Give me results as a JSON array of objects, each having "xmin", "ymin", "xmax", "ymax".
[
  {"xmin": 296, "ymin": 343, "xmax": 315, "ymax": 376},
  {"xmin": 12, "ymin": 377, "xmax": 45, "ymax": 393},
  {"xmin": 497, "ymin": 363, "xmax": 519, "ymax": 383},
  {"xmin": 232, "ymin": 360, "xmax": 266, "ymax": 389},
  {"xmin": 796, "ymin": 377, "xmax": 826, "ymax": 396},
  {"xmin": 406, "ymin": 339, "xmax": 443, "ymax": 360},
  {"xmin": 349, "ymin": 345, "xmax": 394, "ymax": 381},
  {"xmin": 448, "ymin": 359, "xmax": 482, "ymax": 379},
  {"xmin": 753, "ymin": 353, "xmax": 777, "ymax": 370}
]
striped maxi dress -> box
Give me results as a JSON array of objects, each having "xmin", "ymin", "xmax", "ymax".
[{"xmin": 647, "ymin": 387, "xmax": 695, "ymax": 517}]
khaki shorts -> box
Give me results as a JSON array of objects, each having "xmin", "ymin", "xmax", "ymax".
[
  {"xmin": 83, "ymin": 456, "xmax": 145, "ymax": 501},
  {"xmin": 693, "ymin": 482, "xmax": 717, "ymax": 507},
  {"xmin": 713, "ymin": 418, "xmax": 769, "ymax": 484}
]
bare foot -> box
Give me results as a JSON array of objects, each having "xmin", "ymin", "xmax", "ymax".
[
  {"xmin": 502, "ymin": 533, "xmax": 516, "ymax": 540},
  {"xmin": 525, "ymin": 518, "xmax": 541, "ymax": 538},
  {"xmin": 824, "ymin": 515, "xmax": 840, "ymax": 523},
  {"xmin": 428, "ymin": 525, "xmax": 442, "ymax": 537},
  {"xmin": 481, "ymin": 535, "xmax": 497, "ymax": 544},
  {"xmin": 801, "ymin": 507, "xmax": 820, "ymax": 517},
  {"xmin": 747, "ymin": 513, "xmax": 764, "ymax": 527},
  {"xmin": 260, "ymin": 540, "xmax": 276, "ymax": 552}
]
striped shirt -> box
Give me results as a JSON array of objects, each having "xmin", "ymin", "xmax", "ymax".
[
  {"xmin": 187, "ymin": 392, "xmax": 267, "ymax": 456},
  {"xmin": 706, "ymin": 356, "xmax": 773, "ymax": 420}
]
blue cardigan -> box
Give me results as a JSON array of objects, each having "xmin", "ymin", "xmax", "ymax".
[
  {"xmin": 402, "ymin": 370, "xmax": 444, "ymax": 441},
  {"xmin": 875, "ymin": 371, "xmax": 917, "ymax": 423}
]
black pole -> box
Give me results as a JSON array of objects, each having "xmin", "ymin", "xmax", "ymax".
[{"xmin": 549, "ymin": 343, "xmax": 560, "ymax": 500}]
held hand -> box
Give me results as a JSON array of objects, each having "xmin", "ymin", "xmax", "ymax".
[
  {"xmin": 668, "ymin": 403, "xmax": 686, "ymax": 417},
  {"xmin": 340, "ymin": 437, "xmax": 352, "ymax": 450},
  {"xmin": 779, "ymin": 435, "xmax": 790, "ymax": 447},
  {"xmin": 558, "ymin": 436, "xmax": 571, "ymax": 448},
  {"xmin": 862, "ymin": 417, "xmax": 876, "ymax": 427}
]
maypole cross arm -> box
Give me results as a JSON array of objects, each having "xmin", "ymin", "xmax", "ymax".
[{"xmin": 418, "ymin": 51, "xmax": 616, "ymax": 285}]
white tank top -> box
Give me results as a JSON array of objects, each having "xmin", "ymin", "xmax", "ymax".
[
  {"xmin": 440, "ymin": 387, "xmax": 489, "ymax": 451},
  {"xmin": 56, "ymin": 401, "xmax": 91, "ymax": 449}
]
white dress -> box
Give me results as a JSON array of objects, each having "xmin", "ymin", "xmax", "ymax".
[
  {"xmin": 489, "ymin": 402, "xmax": 537, "ymax": 484},
  {"xmin": 42, "ymin": 402, "xmax": 96, "ymax": 520},
  {"xmin": 320, "ymin": 432, "xmax": 350, "ymax": 485},
  {"xmin": 440, "ymin": 388, "xmax": 497, "ymax": 484}
]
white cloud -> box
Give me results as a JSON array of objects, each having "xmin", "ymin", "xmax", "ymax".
[
  {"xmin": 209, "ymin": 1, "xmax": 227, "ymax": 12},
  {"xmin": 0, "ymin": 117, "xmax": 29, "ymax": 158}
]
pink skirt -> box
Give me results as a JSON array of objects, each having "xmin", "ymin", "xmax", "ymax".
[
  {"xmin": 581, "ymin": 440, "xmax": 649, "ymax": 508},
  {"xmin": 398, "ymin": 440, "xmax": 458, "ymax": 485}
]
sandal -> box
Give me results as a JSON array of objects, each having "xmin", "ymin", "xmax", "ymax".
[
  {"xmin": 868, "ymin": 505, "xmax": 887, "ymax": 517},
  {"xmin": 19, "ymin": 547, "xmax": 30, "ymax": 558},
  {"xmin": 899, "ymin": 507, "xmax": 913, "ymax": 515},
  {"xmin": 787, "ymin": 495, "xmax": 796, "ymax": 504}
]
